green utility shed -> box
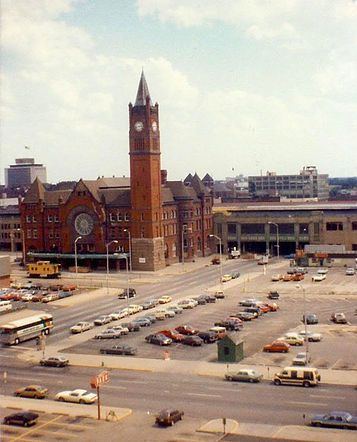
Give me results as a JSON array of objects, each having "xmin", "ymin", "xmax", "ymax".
[{"xmin": 217, "ymin": 335, "xmax": 244, "ymax": 363}]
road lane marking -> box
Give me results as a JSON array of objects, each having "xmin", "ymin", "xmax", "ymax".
[
  {"xmin": 287, "ymin": 401, "xmax": 328, "ymax": 406},
  {"xmin": 309, "ymin": 395, "xmax": 346, "ymax": 400},
  {"xmin": 102, "ymin": 385, "xmax": 126, "ymax": 390},
  {"xmin": 187, "ymin": 392, "xmax": 221, "ymax": 398}
]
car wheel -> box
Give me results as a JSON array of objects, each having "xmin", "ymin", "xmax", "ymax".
[
  {"xmin": 80, "ymin": 399, "xmax": 86, "ymax": 404},
  {"xmin": 24, "ymin": 422, "xmax": 29, "ymax": 427},
  {"xmin": 58, "ymin": 397, "xmax": 65, "ymax": 402},
  {"xmin": 303, "ymin": 381, "xmax": 310, "ymax": 388},
  {"xmin": 226, "ymin": 376, "xmax": 232, "ymax": 381},
  {"xmin": 274, "ymin": 379, "xmax": 281, "ymax": 386},
  {"xmin": 14, "ymin": 338, "xmax": 20, "ymax": 345},
  {"xmin": 249, "ymin": 378, "xmax": 254, "ymax": 383}
]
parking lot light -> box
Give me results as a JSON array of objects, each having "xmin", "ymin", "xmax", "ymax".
[
  {"xmin": 210, "ymin": 234, "xmax": 223, "ymax": 288},
  {"xmin": 106, "ymin": 240, "xmax": 119, "ymax": 295},
  {"xmin": 296, "ymin": 284, "xmax": 309, "ymax": 362}
]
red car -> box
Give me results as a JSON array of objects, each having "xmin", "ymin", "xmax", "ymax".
[
  {"xmin": 159, "ymin": 330, "xmax": 185, "ymax": 342},
  {"xmin": 263, "ymin": 341, "xmax": 290, "ymax": 353},
  {"xmin": 0, "ymin": 292, "xmax": 17, "ymax": 301},
  {"xmin": 264, "ymin": 303, "xmax": 279, "ymax": 312},
  {"xmin": 226, "ymin": 316, "xmax": 244, "ymax": 326},
  {"xmin": 175, "ymin": 325, "xmax": 199, "ymax": 335}
]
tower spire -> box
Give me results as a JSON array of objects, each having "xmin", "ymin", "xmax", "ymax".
[{"xmin": 134, "ymin": 70, "xmax": 151, "ymax": 106}]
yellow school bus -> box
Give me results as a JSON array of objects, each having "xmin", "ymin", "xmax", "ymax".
[{"xmin": 27, "ymin": 261, "xmax": 62, "ymax": 279}]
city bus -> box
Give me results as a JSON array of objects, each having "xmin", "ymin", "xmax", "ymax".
[{"xmin": 0, "ymin": 310, "xmax": 53, "ymax": 345}]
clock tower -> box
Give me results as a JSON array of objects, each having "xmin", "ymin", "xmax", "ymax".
[{"xmin": 128, "ymin": 71, "xmax": 165, "ymax": 271}]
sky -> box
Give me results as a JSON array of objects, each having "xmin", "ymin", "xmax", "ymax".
[{"xmin": 1, "ymin": 0, "xmax": 357, "ymax": 185}]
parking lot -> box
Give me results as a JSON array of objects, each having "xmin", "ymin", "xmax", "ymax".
[{"xmin": 58, "ymin": 266, "xmax": 357, "ymax": 370}]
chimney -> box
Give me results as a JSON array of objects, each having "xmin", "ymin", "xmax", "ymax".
[{"xmin": 161, "ymin": 169, "xmax": 167, "ymax": 185}]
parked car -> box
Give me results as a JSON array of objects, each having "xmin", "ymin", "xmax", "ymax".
[
  {"xmin": 40, "ymin": 356, "xmax": 69, "ymax": 367},
  {"xmin": 303, "ymin": 313, "xmax": 318, "ymax": 324},
  {"xmin": 263, "ymin": 341, "xmax": 290, "ymax": 353},
  {"xmin": 279, "ymin": 334, "xmax": 304, "ymax": 346},
  {"xmin": 209, "ymin": 326, "xmax": 226, "ymax": 339},
  {"xmin": 141, "ymin": 301, "xmax": 155, "ymax": 310},
  {"xmin": 169, "ymin": 305, "xmax": 183, "ymax": 314},
  {"xmin": 145, "ymin": 333, "xmax": 172, "ymax": 346},
  {"xmin": 42, "ymin": 293, "xmax": 60, "ymax": 303},
  {"xmin": 118, "ymin": 288, "xmax": 136, "ymax": 299},
  {"xmin": 182, "ymin": 335, "xmax": 203, "ymax": 346},
  {"xmin": 310, "ymin": 411, "xmax": 357, "ymax": 430},
  {"xmin": 154, "ymin": 310, "xmax": 166, "ymax": 320},
  {"xmin": 121, "ymin": 321, "xmax": 140, "ymax": 332},
  {"xmin": 330, "ymin": 312, "xmax": 347, "ymax": 324},
  {"xmin": 100, "ymin": 344, "xmax": 137, "ymax": 356},
  {"xmin": 197, "ymin": 331, "xmax": 218, "ymax": 343},
  {"xmin": 159, "ymin": 329, "xmax": 185, "ymax": 342},
  {"xmin": 70, "ymin": 321, "xmax": 94, "ymax": 334},
  {"xmin": 94, "ymin": 329, "xmax": 122, "ymax": 339},
  {"xmin": 264, "ymin": 302, "xmax": 279, "ymax": 312},
  {"xmin": 55, "ymin": 389, "xmax": 97, "ymax": 404},
  {"xmin": 292, "ymin": 273, "xmax": 304, "ymax": 281},
  {"xmin": 231, "ymin": 271, "xmax": 240, "ymax": 279},
  {"xmin": 110, "ymin": 325, "xmax": 130, "ymax": 335},
  {"xmin": 175, "ymin": 325, "xmax": 199, "ymax": 335},
  {"xmin": 131, "ymin": 317, "xmax": 152, "ymax": 327},
  {"xmin": 177, "ymin": 299, "xmax": 195, "ymax": 309},
  {"xmin": 297, "ymin": 330, "xmax": 322, "ymax": 342},
  {"xmin": 94, "ymin": 315, "xmax": 112, "ymax": 326},
  {"xmin": 345, "ymin": 267, "xmax": 356, "ymax": 276},
  {"xmin": 283, "ymin": 274, "xmax": 294, "ymax": 281},
  {"xmin": 292, "ymin": 352, "xmax": 310, "ymax": 366},
  {"xmin": 214, "ymin": 290, "xmax": 225, "ymax": 299},
  {"xmin": 271, "ymin": 274, "xmax": 283, "ymax": 282},
  {"xmin": 268, "ymin": 291, "xmax": 280, "ymax": 300},
  {"xmin": 14, "ymin": 385, "xmax": 48, "ymax": 399},
  {"xmin": 221, "ymin": 274, "xmax": 232, "ymax": 282},
  {"xmin": 158, "ymin": 295, "xmax": 172, "ymax": 304},
  {"xmin": 155, "ymin": 409, "xmax": 184, "ymax": 426},
  {"xmin": 109, "ymin": 311, "xmax": 128, "ymax": 320},
  {"xmin": 193, "ymin": 296, "xmax": 207, "ymax": 305},
  {"xmin": 312, "ymin": 274, "xmax": 326, "ymax": 282},
  {"xmin": 242, "ymin": 307, "xmax": 261, "ymax": 317},
  {"xmin": 3, "ymin": 411, "xmax": 39, "ymax": 427},
  {"xmin": 141, "ymin": 315, "xmax": 157, "ymax": 324},
  {"xmin": 214, "ymin": 319, "xmax": 241, "ymax": 331},
  {"xmin": 235, "ymin": 311, "xmax": 255, "ymax": 321},
  {"xmin": 225, "ymin": 369, "xmax": 263, "ymax": 383},
  {"xmin": 239, "ymin": 298, "xmax": 258, "ymax": 307},
  {"xmin": 128, "ymin": 304, "xmax": 143, "ymax": 314},
  {"xmin": 317, "ymin": 268, "xmax": 328, "ymax": 274}
]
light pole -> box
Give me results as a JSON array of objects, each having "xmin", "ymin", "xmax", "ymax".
[
  {"xmin": 106, "ymin": 240, "xmax": 118, "ymax": 295},
  {"xmin": 74, "ymin": 236, "xmax": 82, "ymax": 281},
  {"xmin": 124, "ymin": 255, "xmax": 129, "ymax": 306},
  {"xmin": 296, "ymin": 284, "xmax": 309, "ymax": 363},
  {"xmin": 123, "ymin": 229, "xmax": 132, "ymax": 272},
  {"xmin": 210, "ymin": 234, "xmax": 223, "ymax": 286},
  {"xmin": 268, "ymin": 222, "xmax": 280, "ymax": 259}
]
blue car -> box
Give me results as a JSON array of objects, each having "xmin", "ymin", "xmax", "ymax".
[{"xmin": 310, "ymin": 411, "xmax": 357, "ymax": 430}]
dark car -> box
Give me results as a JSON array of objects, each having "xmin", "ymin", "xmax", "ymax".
[
  {"xmin": 142, "ymin": 315, "xmax": 157, "ymax": 324},
  {"xmin": 243, "ymin": 307, "xmax": 261, "ymax": 317},
  {"xmin": 100, "ymin": 344, "xmax": 137, "ymax": 356},
  {"xmin": 155, "ymin": 409, "xmax": 184, "ymax": 426},
  {"xmin": 118, "ymin": 288, "xmax": 136, "ymax": 299},
  {"xmin": 235, "ymin": 311, "xmax": 254, "ymax": 321},
  {"xmin": 3, "ymin": 411, "xmax": 39, "ymax": 427},
  {"xmin": 141, "ymin": 301, "xmax": 154, "ymax": 310},
  {"xmin": 303, "ymin": 313, "xmax": 318, "ymax": 325},
  {"xmin": 193, "ymin": 296, "xmax": 207, "ymax": 305},
  {"xmin": 175, "ymin": 325, "xmax": 199, "ymax": 335},
  {"xmin": 145, "ymin": 333, "xmax": 172, "ymax": 346},
  {"xmin": 231, "ymin": 272, "xmax": 240, "ymax": 279},
  {"xmin": 121, "ymin": 322, "xmax": 140, "ymax": 332},
  {"xmin": 268, "ymin": 291, "xmax": 280, "ymax": 300},
  {"xmin": 310, "ymin": 411, "xmax": 357, "ymax": 430},
  {"xmin": 197, "ymin": 331, "xmax": 218, "ymax": 343},
  {"xmin": 40, "ymin": 356, "xmax": 69, "ymax": 367},
  {"xmin": 182, "ymin": 335, "xmax": 203, "ymax": 346},
  {"xmin": 214, "ymin": 319, "xmax": 241, "ymax": 331}
]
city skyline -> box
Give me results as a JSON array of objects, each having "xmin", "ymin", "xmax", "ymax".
[{"xmin": 1, "ymin": 0, "xmax": 357, "ymax": 185}]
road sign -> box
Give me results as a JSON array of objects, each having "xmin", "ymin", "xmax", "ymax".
[{"xmin": 90, "ymin": 371, "xmax": 109, "ymax": 389}]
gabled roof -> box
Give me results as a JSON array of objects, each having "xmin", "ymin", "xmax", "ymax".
[
  {"xmin": 44, "ymin": 190, "xmax": 72, "ymax": 206},
  {"xmin": 97, "ymin": 177, "xmax": 130, "ymax": 189},
  {"xmin": 202, "ymin": 173, "xmax": 214, "ymax": 182},
  {"xmin": 190, "ymin": 173, "xmax": 208, "ymax": 196},
  {"xmin": 183, "ymin": 173, "xmax": 193, "ymax": 184},
  {"xmin": 134, "ymin": 71, "xmax": 151, "ymax": 106},
  {"xmin": 166, "ymin": 181, "xmax": 194, "ymax": 201},
  {"xmin": 98, "ymin": 188, "xmax": 131, "ymax": 207},
  {"xmin": 22, "ymin": 177, "xmax": 45, "ymax": 203},
  {"xmin": 161, "ymin": 186, "xmax": 175, "ymax": 204}
]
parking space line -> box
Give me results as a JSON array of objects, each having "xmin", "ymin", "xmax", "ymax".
[
  {"xmin": 309, "ymin": 394, "xmax": 346, "ymax": 400},
  {"xmin": 187, "ymin": 392, "xmax": 221, "ymax": 398},
  {"xmin": 11, "ymin": 414, "xmax": 65, "ymax": 441},
  {"xmin": 287, "ymin": 401, "xmax": 328, "ymax": 407}
]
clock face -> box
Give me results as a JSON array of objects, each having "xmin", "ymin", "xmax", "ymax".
[
  {"xmin": 152, "ymin": 121, "xmax": 157, "ymax": 132},
  {"xmin": 74, "ymin": 213, "xmax": 94, "ymax": 236},
  {"xmin": 134, "ymin": 121, "xmax": 143, "ymax": 132}
]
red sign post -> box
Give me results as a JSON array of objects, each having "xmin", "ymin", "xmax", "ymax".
[{"xmin": 90, "ymin": 371, "xmax": 109, "ymax": 420}]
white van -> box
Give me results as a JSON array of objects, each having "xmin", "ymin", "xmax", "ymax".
[
  {"xmin": 0, "ymin": 301, "xmax": 13, "ymax": 313},
  {"xmin": 273, "ymin": 366, "xmax": 321, "ymax": 388}
]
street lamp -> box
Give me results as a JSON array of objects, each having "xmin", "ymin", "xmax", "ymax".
[
  {"xmin": 74, "ymin": 236, "xmax": 82, "ymax": 281},
  {"xmin": 106, "ymin": 240, "xmax": 118, "ymax": 295},
  {"xmin": 296, "ymin": 284, "xmax": 309, "ymax": 362},
  {"xmin": 268, "ymin": 222, "xmax": 280, "ymax": 259},
  {"xmin": 123, "ymin": 229, "xmax": 132, "ymax": 272},
  {"xmin": 181, "ymin": 225, "xmax": 192, "ymax": 266},
  {"xmin": 210, "ymin": 234, "xmax": 223, "ymax": 286},
  {"xmin": 124, "ymin": 254, "xmax": 129, "ymax": 306}
]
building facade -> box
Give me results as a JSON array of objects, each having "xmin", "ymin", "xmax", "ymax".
[
  {"xmin": 5, "ymin": 158, "xmax": 47, "ymax": 190},
  {"xmin": 19, "ymin": 73, "xmax": 213, "ymax": 271},
  {"xmin": 248, "ymin": 166, "xmax": 329, "ymax": 200},
  {"xmin": 213, "ymin": 201, "xmax": 357, "ymax": 256}
]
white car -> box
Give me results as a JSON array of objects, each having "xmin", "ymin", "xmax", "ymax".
[
  {"xmin": 297, "ymin": 330, "xmax": 322, "ymax": 342},
  {"xmin": 221, "ymin": 274, "xmax": 232, "ymax": 282},
  {"xmin": 55, "ymin": 389, "xmax": 97, "ymax": 404},
  {"xmin": 94, "ymin": 315, "xmax": 112, "ymax": 325},
  {"xmin": 21, "ymin": 293, "xmax": 34, "ymax": 302},
  {"xmin": 109, "ymin": 311, "xmax": 128, "ymax": 320},
  {"xmin": 94, "ymin": 329, "xmax": 122, "ymax": 339},
  {"xmin": 110, "ymin": 325, "xmax": 129, "ymax": 335},
  {"xmin": 279, "ymin": 334, "xmax": 304, "ymax": 346},
  {"xmin": 154, "ymin": 310, "xmax": 166, "ymax": 320},
  {"xmin": 292, "ymin": 352, "xmax": 310, "ymax": 366},
  {"xmin": 156, "ymin": 309, "xmax": 175, "ymax": 318},
  {"xmin": 271, "ymin": 274, "xmax": 283, "ymax": 282},
  {"xmin": 70, "ymin": 321, "xmax": 94, "ymax": 334},
  {"xmin": 177, "ymin": 299, "xmax": 195, "ymax": 309},
  {"xmin": 128, "ymin": 304, "xmax": 143, "ymax": 314},
  {"xmin": 317, "ymin": 268, "xmax": 328, "ymax": 274},
  {"xmin": 312, "ymin": 274, "xmax": 326, "ymax": 282},
  {"xmin": 187, "ymin": 298, "xmax": 199, "ymax": 307},
  {"xmin": 345, "ymin": 267, "xmax": 355, "ymax": 276},
  {"xmin": 158, "ymin": 295, "xmax": 172, "ymax": 304}
]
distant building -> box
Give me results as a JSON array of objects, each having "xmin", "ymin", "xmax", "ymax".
[
  {"xmin": 248, "ymin": 166, "xmax": 329, "ymax": 200},
  {"xmin": 5, "ymin": 158, "xmax": 47, "ymax": 190}
]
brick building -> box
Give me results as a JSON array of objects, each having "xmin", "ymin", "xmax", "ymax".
[{"xmin": 19, "ymin": 72, "xmax": 213, "ymax": 271}]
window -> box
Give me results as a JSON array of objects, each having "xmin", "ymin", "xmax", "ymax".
[
  {"xmin": 228, "ymin": 223, "xmax": 237, "ymax": 235},
  {"xmin": 32, "ymin": 215, "xmax": 37, "ymax": 223},
  {"xmin": 110, "ymin": 213, "xmax": 115, "ymax": 222},
  {"xmin": 54, "ymin": 215, "xmax": 59, "ymax": 223},
  {"xmin": 326, "ymin": 222, "xmax": 343, "ymax": 231},
  {"xmin": 27, "ymin": 229, "xmax": 32, "ymax": 239},
  {"xmin": 352, "ymin": 222, "xmax": 357, "ymax": 231},
  {"xmin": 48, "ymin": 215, "xmax": 53, "ymax": 222},
  {"xmin": 55, "ymin": 232, "xmax": 60, "ymax": 239},
  {"xmin": 125, "ymin": 213, "xmax": 129, "ymax": 221},
  {"xmin": 26, "ymin": 215, "xmax": 31, "ymax": 223},
  {"xmin": 49, "ymin": 232, "xmax": 53, "ymax": 239},
  {"xmin": 32, "ymin": 229, "xmax": 38, "ymax": 239},
  {"xmin": 117, "ymin": 212, "xmax": 122, "ymax": 222}
]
